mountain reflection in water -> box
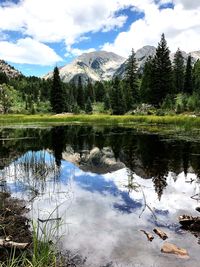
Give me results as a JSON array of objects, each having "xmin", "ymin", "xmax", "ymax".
[{"xmin": 0, "ymin": 125, "xmax": 200, "ymax": 267}]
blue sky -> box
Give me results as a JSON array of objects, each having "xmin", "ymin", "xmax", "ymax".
[{"xmin": 0, "ymin": 0, "xmax": 200, "ymax": 77}]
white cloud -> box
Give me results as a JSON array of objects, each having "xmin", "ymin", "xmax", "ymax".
[
  {"xmin": 174, "ymin": 0, "xmax": 200, "ymax": 10},
  {"xmin": 102, "ymin": 0, "xmax": 200, "ymax": 56},
  {"xmin": 0, "ymin": 0, "xmax": 133, "ymax": 45},
  {"xmin": 0, "ymin": 0, "xmax": 135, "ymax": 64},
  {"xmin": 0, "ymin": 38, "xmax": 62, "ymax": 65},
  {"xmin": 65, "ymin": 47, "xmax": 96, "ymax": 57}
]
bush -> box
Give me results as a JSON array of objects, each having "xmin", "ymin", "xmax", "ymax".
[
  {"xmin": 175, "ymin": 93, "xmax": 187, "ymax": 113},
  {"xmin": 131, "ymin": 103, "xmax": 156, "ymax": 115},
  {"xmin": 187, "ymin": 93, "xmax": 200, "ymax": 112},
  {"xmin": 92, "ymin": 102, "xmax": 105, "ymax": 114},
  {"xmin": 162, "ymin": 95, "xmax": 175, "ymax": 110}
]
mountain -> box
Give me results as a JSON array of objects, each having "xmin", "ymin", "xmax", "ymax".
[
  {"xmin": 0, "ymin": 60, "xmax": 22, "ymax": 79},
  {"xmin": 44, "ymin": 51, "xmax": 125, "ymax": 84},
  {"xmin": 44, "ymin": 47, "xmax": 200, "ymax": 83},
  {"xmin": 114, "ymin": 45, "xmax": 156, "ymax": 78}
]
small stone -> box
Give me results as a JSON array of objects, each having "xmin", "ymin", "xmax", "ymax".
[{"xmin": 161, "ymin": 242, "xmax": 189, "ymax": 259}]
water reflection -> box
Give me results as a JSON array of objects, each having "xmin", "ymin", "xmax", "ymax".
[{"xmin": 0, "ymin": 126, "xmax": 200, "ymax": 266}]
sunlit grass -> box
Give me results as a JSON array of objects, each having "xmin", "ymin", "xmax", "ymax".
[{"xmin": 0, "ymin": 114, "xmax": 200, "ymax": 129}]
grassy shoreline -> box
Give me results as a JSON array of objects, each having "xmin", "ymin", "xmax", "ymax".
[{"xmin": 0, "ymin": 114, "xmax": 200, "ymax": 128}]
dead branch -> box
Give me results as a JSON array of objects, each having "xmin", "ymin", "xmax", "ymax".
[
  {"xmin": 38, "ymin": 217, "xmax": 61, "ymax": 223},
  {"xmin": 191, "ymin": 194, "xmax": 200, "ymax": 200},
  {"xmin": 153, "ymin": 228, "xmax": 168, "ymax": 240},
  {"xmin": 139, "ymin": 185, "xmax": 157, "ymax": 221},
  {"xmin": 0, "ymin": 239, "xmax": 29, "ymax": 249}
]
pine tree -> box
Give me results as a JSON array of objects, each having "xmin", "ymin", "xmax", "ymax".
[
  {"xmin": 103, "ymin": 93, "xmax": 111, "ymax": 110},
  {"xmin": 94, "ymin": 81, "xmax": 105, "ymax": 102},
  {"xmin": 125, "ymin": 49, "xmax": 139, "ymax": 104},
  {"xmin": 184, "ymin": 55, "xmax": 193, "ymax": 94},
  {"xmin": 110, "ymin": 77, "xmax": 126, "ymax": 115},
  {"xmin": 173, "ymin": 48, "xmax": 185, "ymax": 93},
  {"xmin": 85, "ymin": 97, "xmax": 93, "ymax": 114},
  {"xmin": 50, "ymin": 66, "xmax": 65, "ymax": 113},
  {"xmin": 193, "ymin": 59, "xmax": 200, "ymax": 94},
  {"xmin": 150, "ymin": 34, "xmax": 173, "ymax": 106},
  {"xmin": 140, "ymin": 56, "xmax": 154, "ymax": 103},
  {"xmin": 77, "ymin": 76, "xmax": 85, "ymax": 109},
  {"xmin": 85, "ymin": 79, "xmax": 95, "ymax": 102},
  {"xmin": 122, "ymin": 81, "xmax": 133, "ymax": 111}
]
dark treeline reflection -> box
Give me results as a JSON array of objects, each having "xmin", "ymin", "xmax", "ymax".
[{"xmin": 1, "ymin": 125, "xmax": 200, "ymax": 198}]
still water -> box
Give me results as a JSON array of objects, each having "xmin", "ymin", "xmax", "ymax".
[{"xmin": 0, "ymin": 125, "xmax": 200, "ymax": 267}]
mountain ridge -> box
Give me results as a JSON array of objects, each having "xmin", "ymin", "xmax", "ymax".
[
  {"xmin": 44, "ymin": 46, "xmax": 200, "ymax": 83},
  {"xmin": 0, "ymin": 60, "xmax": 22, "ymax": 79}
]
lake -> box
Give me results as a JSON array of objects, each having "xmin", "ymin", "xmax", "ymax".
[{"xmin": 0, "ymin": 125, "xmax": 200, "ymax": 267}]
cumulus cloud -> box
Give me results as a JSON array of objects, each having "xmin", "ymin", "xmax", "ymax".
[
  {"xmin": 102, "ymin": 0, "xmax": 200, "ymax": 56},
  {"xmin": 0, "ymin": 0, "xmax": 133, "ymax": 44},
  {"xmin": 0, "ymin": 38, "xmax": 62, "ymax": 65},
  {"xmin": 0, "ymin": 0, "xmax": 135, "ymax": 63}
]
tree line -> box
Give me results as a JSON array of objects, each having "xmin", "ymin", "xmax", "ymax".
[{"xmin": 1, "ymin": 33, "xmax": 200, "ymax": 115}]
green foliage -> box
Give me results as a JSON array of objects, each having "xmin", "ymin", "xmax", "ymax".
[
  {"xmin": 187, "ymin": 93, "xmax": 200, "ymax": 111},
  {"xmin": 0, "ymin": 84, "xmax": 19, "ymax": 114},
  {"xmin": 35, "ymin": 101, "xmax": 51, "ymax": 113},
  {"xmin": 92, "ymin": 102, "xmax": 105, "ymax": 114},
  {"xmin": 161, "ymin": 94, "xmax": 175, "ymax": 110},
  {"xmin": 175, "ymin": 93, "xmax": 188, "ymax": 113}
]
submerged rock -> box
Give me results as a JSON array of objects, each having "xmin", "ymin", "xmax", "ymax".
[{"xmin": 161, "ymin": 242, "xmax": 189, "ymax": 259}]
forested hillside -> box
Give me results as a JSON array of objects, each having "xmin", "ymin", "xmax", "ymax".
[{"xmin": 1, "ymin": 34, "xmax": 200, "ymax": 115}]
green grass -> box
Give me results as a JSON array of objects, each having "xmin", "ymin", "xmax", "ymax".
[
  {"xmin": 0, "ymin": 218, "xmax": 63, "ymax": 267},
  {"xmin": 0, "ymin": 114, "xmax": 200, "ymax": 128}
]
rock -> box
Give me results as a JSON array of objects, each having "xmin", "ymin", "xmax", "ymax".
[
  {"xmin": 0, "ymin": 59, "xmax": 22, "ymax": 78},
  {"xmin": 161, "ymin": 242, "xmax": 189, "ymax": 259}
]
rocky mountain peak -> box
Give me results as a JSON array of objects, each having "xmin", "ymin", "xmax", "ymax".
[
  {"xmin": 44, "ymin": 50, "xmax": 126, "ymax": 84},
  {"xmin": 0, "ymin": 60, "xmax": 22, "ymax": 79}
]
